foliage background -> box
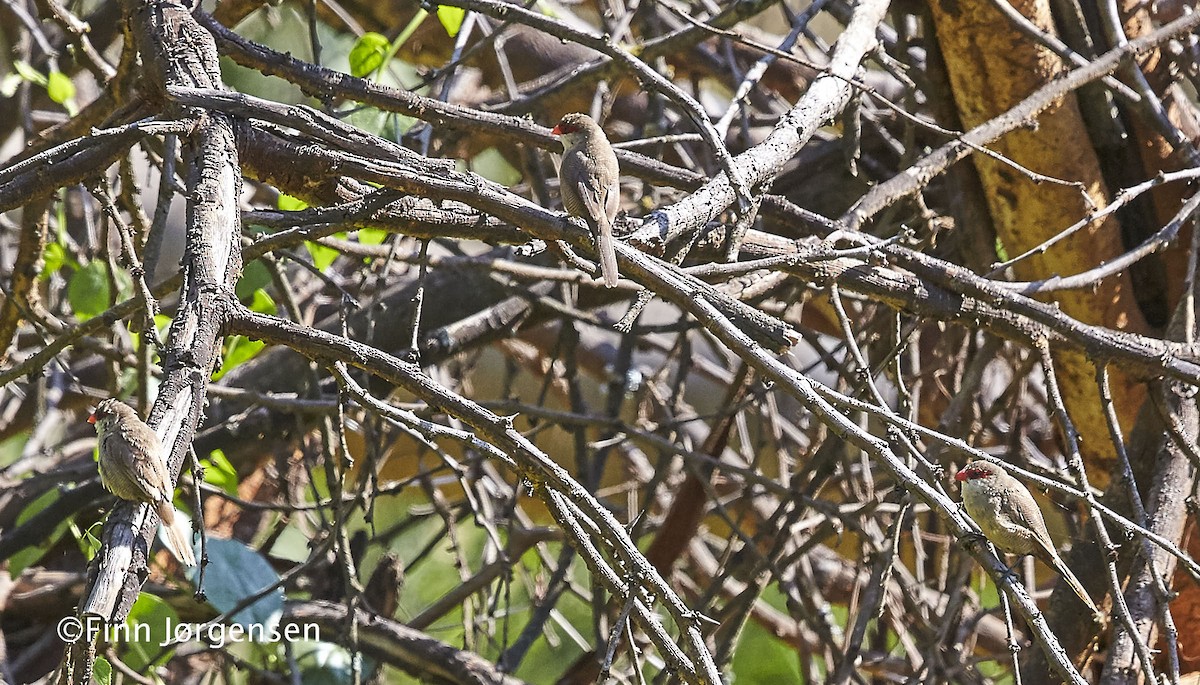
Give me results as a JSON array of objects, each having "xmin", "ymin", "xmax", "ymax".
[{"xmin": 2, "ymin": 0, "xmax": 1200, "ymax": 683}]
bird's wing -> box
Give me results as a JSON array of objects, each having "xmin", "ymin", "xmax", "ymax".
[
  {"xmin": 102, "ymin": 434, "xmax": 159, "ymax": 502},
  {"xmin": 1004, "ymin": 479, "xmax": 1056, "ymax": 542},
  {"xmin": 564, "ymin": 150, "xmax": 610, "ymax": 225},
  {"xmin": 573, "ymin": 177, "xmax": 609, "ymax": 224},
  {"xmin": 120, "ymin": 428, "xmax": 172, "ymax": 501}
]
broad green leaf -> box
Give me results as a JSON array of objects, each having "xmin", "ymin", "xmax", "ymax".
[
  {"xmin": 247, "ymin": 288, "xmax": 276, "ymax": 315},
  {"xmin": 268, "ymin": 525, "xmax": 311, "ymax": 563},
  {"xmin": 200, "ymin": 537, "xmax": 284, "ymax": 630},
  {"xmin": 348, "ymin": 32, "xmax": 390, "ymax": 78},
  {"xmin": 202, "ymin": 449, "xmax": 239, "ymax": 496},
  {"xmin": 472, "ymin": 147, "xmax": 522, "ymax": 186},
  {"xmin": 277, "ymin": 193, "xmax": 308, "ymax": 211},
  {"xmin": 213, "ymin": 336, "xmax": 266, "ymax": 380},
  {"xmin": 356, "ymin": 228, "xmax": 388, "ymax": 245},
  {"xmin": 154, "ymin": 314, "xmax": 172, "ymax": 335},
  {"xmin": 436, "ymin": 5, "xmax": 467, "ymax": 37},
  {"xmin": 0, "ymin": 431, "xmax": 29, "ymax": 469},
  {"xmin": 124, "ymin": 593, "xmax": 179, "ymax": 670},
  {"xmin": 93, "ymin": 657, "xmax": 112, "ymax": 685},
  {"xmin": 46, "ymin": 71, "xmax": 75, "ymax": 104},
  {"xmin": 305, "ymin": 240, "xmax": 339, "ymax": 272},
  {"xmin": 67, "ymin": 261, "xmax": 111, "ymax": 319},
  {"xmin": 41, "ymin": 241, "xmax": 75, "ymax": 278},
  {"xmin": 295, "ymin": 641, "xmax": 360, "ymax": 685},
  {"xmin": 236, "ymin": 260, "xmax": 272, "ymax": 301},
  {"xmin": 9, "ymin": 489, "xmax": 71, "ymax": 578}
]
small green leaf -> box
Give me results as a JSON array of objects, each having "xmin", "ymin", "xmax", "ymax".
[
  {"xmin": 0, "ymin": 432, "xmax": 28, "ymax": 469},
  {"xmin": 13, "ymin": 60, "xmax": 47, "ymax": 87},
  {"xmin": 236, "ymin": 260, "xmax": 272, "ymax": 301},
  {"xmin": 436, "ymin": 5, "xmax": 467, "ymax": 37},
  {"xmin": 67, "ymin": 261, "xmax": 111, "ymax": 319},
  {"xmin": 125, "ymin": 593, "xmax": 179, "ymax": 669},
  {"xmin": 349, "ymin": 32, "xmax": 390, "ymax": 78},
  {"xmin": 213, "ymin": 336, "xmax": 266, "ymax": 380},
  {"xmin": 41, "ymin": 241, "xmax": 76, "ymax": 279},
  {"xmin": 357, "ymin": 228, "xmax": 388, "ymax": 245},
  {"xmin": 248, "ymin": 288, "xmax": 276, "ymax": 315},
  {"xmin": 295, "ymin": 642, "xmax": 361, "ymax": 685},
  {"xmin": 471, "ymin": 147, "xmax": 522, "ymax": 186},
  {"xmin": 9, "ymin": 489, "xmax": 71, "ymax": 578},
  {"xmin": 113, "ymin": 266, "xmax": 133, "ymax": 301},
  {"xmin": 93, "ymin": 657, "xmax": 112, "ymax": 685},
  {"xmin": 277, "ymin": 193, "xmax": 308, "ymax": 211},
  {"xmin": 202, "ymin": 449, "xmax": 239, "ymax": 496},
  {"xmin": 305, "ymin": 240, "xmax": 339, "ymax": 271},
  {"xmin": 46, "ymin": 71, "xmax": 75, "ymax": 104},
  {"xmin": 78, "ymin": 521, "xmax": 103, "ymax": 560}
]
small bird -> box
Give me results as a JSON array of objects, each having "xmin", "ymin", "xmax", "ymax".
[
  {"xmin": 552, "ymin": 112, "xmax": 621, "ymax": 288},
  {"xmin": 90, "ymin": 398, "xmax": 196, "ymax": 566},
  {"xmin": 955, "ymin": 460, "xmax": 1099, "ymax": 615}
]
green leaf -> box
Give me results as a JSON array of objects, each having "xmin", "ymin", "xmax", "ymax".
[
  {"xmin": 78, "ymin": 521, "xmax": 103, "ymax": 560},
  {"xmin": 201, "ymin": 537, "xmax": 284, "ymax": 630},
  {"xmin": 295, "ymin": 641, "xmax": 361, "ymax": 685},
  {"xmin": 202, "ymin": 449, "xmax": 239, "ymax": 496},
  {"xmin": 46, "ymin": 71, "xmax": 75, "ymax": 104},
  {"xmin": 67, "ymin": 261, "xmax": 111, "ymax": 319},
  {"xmin": 236, "ymin": 260, "xmax": 272, "ymax": 301},
  {"xmin": 305, "ymin": 240, "xmax": 339, "ymax": 271},
  {"xmin": 349, "ymin": 32, "xmax": 390, "ymax": 78},
  {"xmin": 13, "ymin": 60, "xmax": 47, "ymax": 87},
  {"xmin": 277, "ymin": 193, "xmax": 308, "ymax": 211},
  {"xmin": 93, "ymin": 657, "xmax": 112, "ymax": 685},
  {"xmin": 357, "ymin": 228, "xmax": 388, "ymax": 245},
  {"xmin": 124, "ymin": 593, "xmax": 180, "ymax": 670},
  {"xmin": 213, "ymin": 336, "xmax": 266, "ymax": 380},
  {"xmin": 0, "ymin": 431, "xmax": 28, "ymax": 469},
  {"xmin": 247, "ymin": 288, "xmax": 276, "ymax": 315},
  {"xmin": 9, "ymin": 489, "xmax": 71, "ymax": 578},
  {"xmin": 41, "ymin": 241, "xmax": 76, "ymax": 279},
  {"xmin": 154, "ymin": 313, "xmax": 172, "ymax": 334},
  {"xmin": 471, "ymin": 147, "xmax": 522, "ymax": 186},
  {"xmin": 436, "ymin": 5, "xmax": 467, "ymax": 37}
]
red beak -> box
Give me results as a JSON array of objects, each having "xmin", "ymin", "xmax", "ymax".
[
  {"xmin": 954, "ymin": 469, "xmax": 968, "ymax": 482},
  {"xmin": 87, "ymin": 412, "xmax": 97, "ymax": 425},
  {"xmin": 551, "ymin": 124, "xmax": 563, "ymax": 135}
]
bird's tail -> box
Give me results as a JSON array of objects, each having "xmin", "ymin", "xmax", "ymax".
[
  {"xmin": 1051, "ymin": 554, "xmax": 1100, "ymax": 617},
  {"xmin": 596, "ymin": 221, "xmax": 618, "ymax": 288},
  {"xmin": 157, "ymin": 500, "xmax": 196, "ymax": 567}
]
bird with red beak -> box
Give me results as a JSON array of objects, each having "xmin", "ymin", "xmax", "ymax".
[
  {"xmin": 552, "ymin": 112, "xmax": 621, "ymax": 288},
  {"xmin": 955, "ymin": 460, "xmax": 1099, "ymax": 616}
]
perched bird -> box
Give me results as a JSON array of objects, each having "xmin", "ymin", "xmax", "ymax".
[
  {"xmin": 552, "ymin": 112, "xmax": 621, "ymax": 288},
  {"xmin": 955, "ymin": 460, "xmax": 1098, "ymax": 615},
  {"xmin": 90, "ymin": 398, "xmax": 196, "ymax": 566}
]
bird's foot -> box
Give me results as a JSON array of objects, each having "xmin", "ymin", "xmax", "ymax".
[{"xmin": 999, "ymin": 559, "xmax": 1025, "ymax": 583}]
